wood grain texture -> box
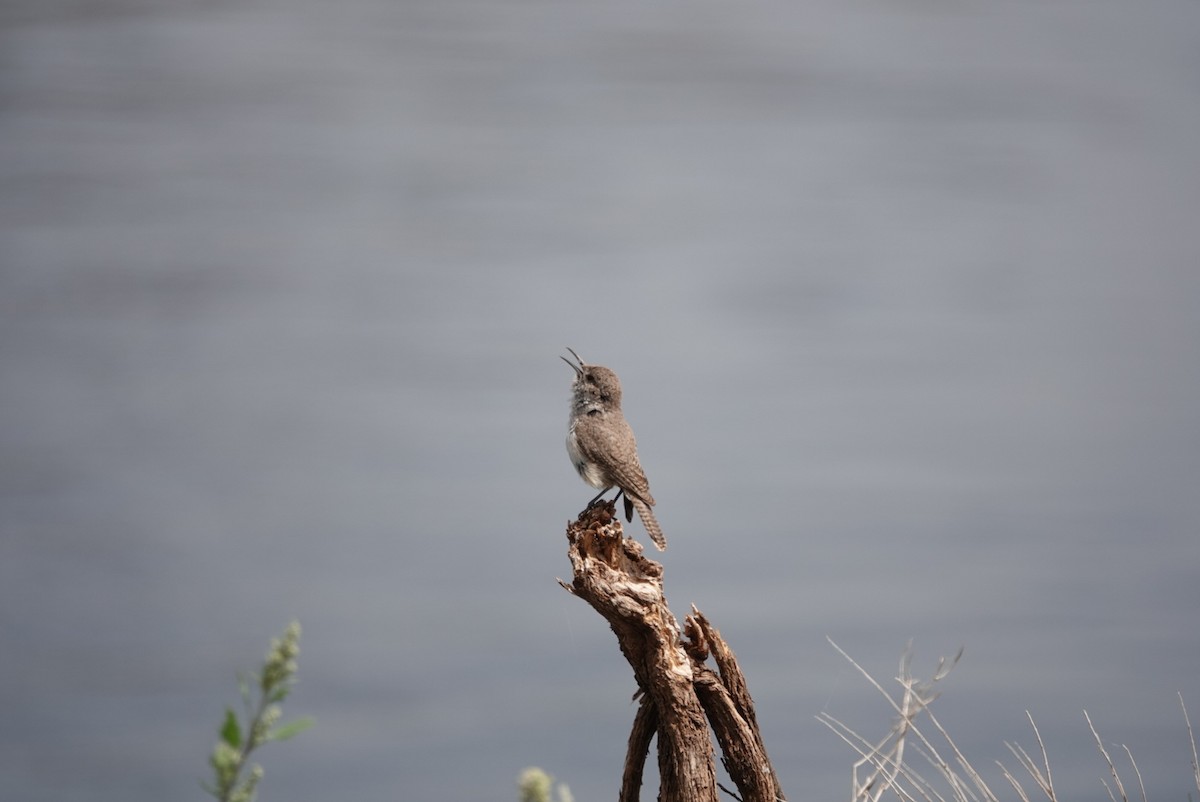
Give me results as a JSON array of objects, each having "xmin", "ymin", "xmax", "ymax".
[{"xmin": 560, "ymin": 501, "xmax": 785, "ymax": 802}]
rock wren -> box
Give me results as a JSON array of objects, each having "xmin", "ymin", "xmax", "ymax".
[{"xmin": 561, "ymin": 348, "xmax": 666, "ymax": 551}]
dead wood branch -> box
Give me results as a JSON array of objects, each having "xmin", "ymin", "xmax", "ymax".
[{"xmin": 560, "ymin": 502, "xmax": 786, "ymax": 802}]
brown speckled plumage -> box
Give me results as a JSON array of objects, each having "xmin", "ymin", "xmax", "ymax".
[{"xmin": 562, "ymin": 349, "xmax": 666, "ymax": 551}]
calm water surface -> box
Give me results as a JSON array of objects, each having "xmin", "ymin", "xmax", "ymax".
[{"xmin": 2, "ymin": 1, "xmax": 1198, "ymax": 800}]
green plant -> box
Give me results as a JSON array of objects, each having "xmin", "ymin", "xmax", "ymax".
[
  {"xmin": 518, "ymin": 767, "xmax": 574, "ymax": 802},
  {"xmin": 203, "ymin": 621, "xmax": 314, "ymax": 802}
]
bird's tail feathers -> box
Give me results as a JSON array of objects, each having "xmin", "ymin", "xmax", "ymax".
[{"xmin": 629, "ymin": 497, "xmax": 667, "ymax": 551}]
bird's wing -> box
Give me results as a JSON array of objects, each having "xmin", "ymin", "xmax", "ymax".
[{"xmin": 576, "ymin": 415, "xmax": 655, "ymax": 506}]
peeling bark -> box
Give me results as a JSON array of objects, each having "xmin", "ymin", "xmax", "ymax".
[{"xmin": 560, "ymin": 502, "xmax": 786, "ymax": 802}]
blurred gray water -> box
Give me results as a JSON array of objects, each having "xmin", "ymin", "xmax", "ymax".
[{"xmin": 2, "ymin": 0, "xmax": 1199, "ymax": 800}]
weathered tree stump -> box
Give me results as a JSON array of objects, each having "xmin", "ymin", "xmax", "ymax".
[{"xmin": 559, "ymin": 502, "xmax": 786, "ymax": 802}]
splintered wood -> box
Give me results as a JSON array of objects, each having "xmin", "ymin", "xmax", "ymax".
[{"xmin": 560, "ymin": 502, "xmax": 786, "ymax": 802}]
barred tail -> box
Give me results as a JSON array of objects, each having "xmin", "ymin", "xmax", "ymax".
[{"xmin": 630, "ymin": 496, "xmax": 667, "ymax": 551}]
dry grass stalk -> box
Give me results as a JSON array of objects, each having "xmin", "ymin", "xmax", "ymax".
[{"xmin": 822, "ymin": 642, "xmax": 1199, "ymax": 802}]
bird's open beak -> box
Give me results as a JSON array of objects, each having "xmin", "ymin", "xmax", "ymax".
[{"xmin": 561, "ymin": 347, "xmax": 584, "ymax": 375}]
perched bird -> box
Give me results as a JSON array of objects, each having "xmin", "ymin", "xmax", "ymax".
[{"xmin": 561, "ymin": 348, "xmax": 666, "ymax": 551}]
